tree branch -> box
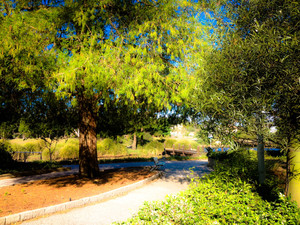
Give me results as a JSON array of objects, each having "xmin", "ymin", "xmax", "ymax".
[
  {"xmin": 3, "ymin": 1, "xmax": 10, "ymax": 16},
  {"xmin": 108, "ymin": 17, "xmax": 122, "ymax": 38}
]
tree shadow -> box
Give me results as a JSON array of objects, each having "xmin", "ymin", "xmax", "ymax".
[{"xmin": 24, "ymin": 167, "xmax": 152, "ymax": 188}]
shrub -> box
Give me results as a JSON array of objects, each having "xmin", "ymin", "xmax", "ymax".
[
  {"xmin": 23, "ymin": 143, "xmax": 36, "ymax": 152},
  {"xmin": 163, "ymin": 138, "xmax": 177, "ymax": 148},
  {"xmin": 117, "ymin": 147, "xmax": 300, "ymax": 224},
  {"xmin": 119, "ymin": 174, "xmax": 300, "ymax": 224},
  {"xmin": 142, "ymin": 132, "xmax": 154, "ymax": 142},
  {"xmin": 118, "ymin": 162, "xmax": 300, "ymax": 225},
  {"xmin": 206, "ymin": 147, "xmax": 229, "ymax": 160},
  {"xmin": 139, "ymin": 141, "xmax": 164, "ymax": 156},
  {"xmin": 0, "ymin": 141, "xmax": 13, "ymax": 166},
  {"xmin": 164, "ymin": 139, "xmax": 199, "ymax": 149},
  {"xmin": 98, "ymin": 138, "xmax": 128, "ymax": 156},
  {"xmin": 174, "ymin": 139, "xmax": 199, "ymax": 149},
  {"xmin": 59, "ymin": 142, "xmax": 79, "ymax": 159},
  {"xmin": 9, "ymin": 139, "xmax": 44, "ymax": 152},
  {"xmin": 42, "ymin": 147, "xmax": 59, "ymax": 161}
]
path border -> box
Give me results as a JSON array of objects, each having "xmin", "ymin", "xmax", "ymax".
[{"xmin": 0, "ymin": 171, "xmax": 162, "ymax": 225}]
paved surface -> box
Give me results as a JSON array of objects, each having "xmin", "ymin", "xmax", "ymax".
[
  {"xmin": 1, "ymin": 160, "xmax": 210, "ymax": 225},
  {"xmin": 0, "ymin": 160, "xmax": 209, "ymax": 188},
  {"xmin": 0, "ymin": 161, "xmax": 210, "ymax": 225}
]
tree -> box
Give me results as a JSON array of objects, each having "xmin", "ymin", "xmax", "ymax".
[
  {"xmin": 50, "ymin": 0, "xmax": 207, "ymax": 177},
  {"xmin": 0, "ymin": 1, "xmax": 59, "ymax": 140},
  {"xmin": 1, "ymin": 1, "xmax": 208, "ymax": 177},
  {"xmin": 194, "ymin": 0, "xmax": 300, "ymax": 185},
  {"xmin": 19, "ymin": 90, "xmax": 75, "ymax": 161}
]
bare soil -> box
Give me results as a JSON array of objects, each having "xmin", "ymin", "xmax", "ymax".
[{"xmin": 0, "ymin": 167, "xmax": 156, "ymax": 217}]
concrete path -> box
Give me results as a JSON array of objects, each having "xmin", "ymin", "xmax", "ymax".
[
  {"xmin": 0, "ymin": 160, "xmax": 209, "ymax": 188},
  {"xmin": 19, "ymin": 160, "xmax": 210, "ymax": 225}
]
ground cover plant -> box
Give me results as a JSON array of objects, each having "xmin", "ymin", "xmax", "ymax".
[{"xmin": 117, "ymin": 149, "xmax": 300, "ymax": 224}]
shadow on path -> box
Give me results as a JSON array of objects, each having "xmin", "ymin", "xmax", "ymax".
[{"xmin": 0, "ymin": 160, "xmax": 210, "ymax": 188}]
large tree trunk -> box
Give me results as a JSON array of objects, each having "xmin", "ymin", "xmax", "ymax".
[
  {"xmin": 257, "ymin": 134, "xmax": 266, "ymax": 184},
  {"xmin": 78, "ymin": 94, "xmax": 99, "ymax": 178}
]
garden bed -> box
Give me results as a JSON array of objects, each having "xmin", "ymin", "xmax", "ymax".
[{"xmin": 0, "ymin": 167, "xmax": 155, "ymax": 217}]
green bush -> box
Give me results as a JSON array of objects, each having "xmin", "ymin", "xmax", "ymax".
[
  {"xmin": 144, "ymin": 140, "xmax": 164, "ymax": 149},
  {"xmin": 0, "ymin": 141, "xmax": 13, "ymax": 166},
  {"xmin": 119, "ymin": 174, "xmax": 300, "ymax": 224},
  {"xmin": 206, "ymin": 147, "xmax": 229, "ymax": 160},
  {"xmin": 164, "ymin": 138, "xmax": 200, "ymax": 149},
  {"xmin": 139, "ymin": 141, "xmax": 164, "ymax": 156},
  {"xmin": 10, "ymin": 139, "xmax": 45, "ymax": 152},
  {"xmin": 23, "ymin": 143, "xmax": 37, "ymax": 152},
  {"xmin": 117, "ymin": 147, "xmax": 300, "ymax": 224},
  {"xmin": 59, "ymin": 142, "xmax": 79, "ymax": 159},
  {"xmin": 42, "ymin": 147, "xmax": 59, "ymax": 161},
  {"xmin": 163, "ymin": 138, "xmax": 177, "ymax": 148},
  {"xmin": 142, "ymin": 132, "xmax": 154, "ymax": 142},
  {"xmin": 174, "ymin": 139, "xmax": 199, "ymax": 149},
  {"xmin": 98, "ymin": 138, "xmax": 128, "ymax": 156}
]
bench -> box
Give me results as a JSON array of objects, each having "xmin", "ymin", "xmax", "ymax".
[{"xmin": 150, "ymin": 157, "xmax": 166, "ymax": 171}]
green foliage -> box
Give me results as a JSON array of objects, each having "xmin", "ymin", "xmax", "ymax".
[
  {"xmin": 121, "ymin": 176, "xmax": 299, "ymax": 224},
  {"xmin": 148, "ymin": 118, "xmax": 172, "ymax": 137},
  {"xmin": 163, "ymin": 138, "xmax": 177, "ymax": 148},
  {"xmin": 42, "ymin": 147, "xmax": 57, "ymax": 161},
  {"xmin": 143, "ymin": 141, "xmax": 164, "ymax": 150},
  {"xmin": 139, "ymin": 141, "xmax": 164, "ymax": 156},
  {"xmin": 193, "ymin": 0, "xmax": 300, "ymax": 185},
  {"xmin": 0, "ymin": 2, "xmax": 59, "ymax": 138},
  {"xmin": 1, "ymin": 0, "xmax": 211, "ymax": 177},
  {"xmin": 206, "ymin": 147, "xmax": 228, "ymax": 160},
  {"xmin": 0, "ymin": 122, "xmax": 16, "ymax": 139},
  {"xmin": 59, "ymin": 139, "xmax": 79, "ymax": 159},
  {"xmin": 185, "ymin": 125, "xmax": 197, "ymax": 133},
  {"xmin": 142, "ymin": 133, "xmax": 154, "ymax": 142},
  {"xmin": 164, "ymin": 138, "xmax": 200, "ymax": 150},
  {"xmin": 18, "ymin": 119, "xmax": 31, "ymax": 139},
  {"xmin": 97, "ymin": 138, "xmax": 128, "ymax": 156},
  {"xmin": 0, "ymin": 140, "xmax": 14, "ymax": 166},
  {"xmin": 118, "ymin": 149, "xmax": 300, "ymax": 224},
  {"xmin": 9, "ymin": 139, "xmax": 44, "ymax": 152},
  {"xmin": 173, "ymin": 140, "xmax": 199, "ymax": 149},
  {"xmin": 7, "ymin": 139, "xmax": 43, "ymax": 161}
]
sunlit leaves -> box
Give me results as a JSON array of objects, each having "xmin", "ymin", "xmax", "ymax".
[
  {"xmin": 50, "ymin": 0, "xmax": 211, "ymax": 112},
  {"xmin": 0, "ymin": 4, "xmax": 58, "ymax": 90}
]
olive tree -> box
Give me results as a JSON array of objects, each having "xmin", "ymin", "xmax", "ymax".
[{"xmin": 193, "ymin": 0, "xmax": 299, "ymax": 185}]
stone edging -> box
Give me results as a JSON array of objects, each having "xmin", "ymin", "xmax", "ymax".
[{"xmin": 0, "ymin": 171, "xmax": 162, "ymax": 225}]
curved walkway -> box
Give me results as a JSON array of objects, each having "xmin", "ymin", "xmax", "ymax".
[{"xmin": 4, "ymin": 160, "xmax": 210, "ymax": 225}]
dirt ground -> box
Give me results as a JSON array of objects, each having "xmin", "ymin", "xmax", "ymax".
[{"xmin": 0, "ymin": 167, "xmax": 156, "ymax": 217}]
